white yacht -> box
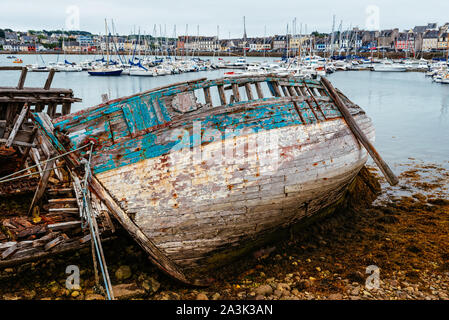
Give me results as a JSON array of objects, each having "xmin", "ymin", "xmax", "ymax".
[{"xmin": 373, "ymin": 60, "xmax": 407, "ymax": 72}]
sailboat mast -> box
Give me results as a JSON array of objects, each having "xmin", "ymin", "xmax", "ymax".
[{"xmin": 243, "ymin": 16, "xmax": 247, "ymax": 59}]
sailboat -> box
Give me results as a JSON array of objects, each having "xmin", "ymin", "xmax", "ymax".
[{"xmin": 88, "ymin": 19, "xmax": 123, "ymax": 76}]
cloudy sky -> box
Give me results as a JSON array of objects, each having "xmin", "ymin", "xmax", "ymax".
[{"xmin": 1, "ymin": 0, "xmax": 448, "ymax": 37}]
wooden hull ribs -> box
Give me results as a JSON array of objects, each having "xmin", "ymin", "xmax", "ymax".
[{"xmin": 30, "ymin": 74, "xmax": 384, "ymax": 285}]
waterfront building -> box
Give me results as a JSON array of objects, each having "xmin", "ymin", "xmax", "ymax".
[{"xmin": 422, "ymin": 30, "xmax": 439, "ymax": 51}]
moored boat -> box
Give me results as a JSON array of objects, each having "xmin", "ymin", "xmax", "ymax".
[
  {"xmin": 34, "ymin": 74, "xmax": 377, "ymax": 284},
  {"xmin": 87, "ymin": 67, "xmax": 123, "ymax": 76},
  {"xmin": 373, "ymin": 60, "xmax": 406, "ymax": 72}
]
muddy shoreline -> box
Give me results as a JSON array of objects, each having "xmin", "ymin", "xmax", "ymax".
[{"xmin": 0, "ymin": 160, "xmax": 448, "ymax": 300}]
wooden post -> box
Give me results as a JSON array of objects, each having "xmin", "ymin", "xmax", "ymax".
[
  {"xmin": 17, "ymin": 68, "xmax": 28, "ymax": 90},
  {"xmin": 203, "ymin": 87, "xmax": 212, "ymax": 105},
  {"xmin": 47, "ymin": 103, "xmax": 57, "ymax": 118},
  {"xmin": 321, "ymin": 77, "xmax": 399, "ymax": 186},
  {"xmin": 244, "ymin": 83, "xmax": 254, "ymax": 100},
  {"xmin": 255, "ymin": 82, "xmax": 264, "ymax": 99},
  {"xmin": 217, "ymin": 85, "xmax": 226, "ymax": 105},
  {"xmin": 44, "ymin": 69, "xmax": 56, "ymax": 90}
]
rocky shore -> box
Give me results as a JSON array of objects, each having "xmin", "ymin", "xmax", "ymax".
[{"xmin": 0, "ymin": 160, "xmax": 448, "ymax": 300}]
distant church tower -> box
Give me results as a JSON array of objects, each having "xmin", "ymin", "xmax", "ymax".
[{"xmin": 243, "ymin": 16, "xmax": 247, "ymax": 40}]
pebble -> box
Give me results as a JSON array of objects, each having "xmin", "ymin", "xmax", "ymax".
[
  {"xmin": 328, "ymin": 293, "xmax": 343, "ymax": 300},
  {"xmin": 115, "ymin": 265, "xmax": 132, "ymax": 281},
  {"xmin": 85, "ymin": 294, "xmax": 105, "ymax": 300},
  {"xmin": 196, "ymin": 293, "xmax": 208, "ymax": 300},
  {"xmin": 112, "ymin": 283, "xmax": 145, "ymax": 300},
  {"xmin": 142, "ymin": 277, "xmax": 160, "ymax": 294},
  {"xmin": 255, "ymin": 284, "xmax": 273, "ymax": 296}
]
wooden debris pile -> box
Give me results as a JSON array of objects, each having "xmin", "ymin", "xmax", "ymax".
[{"xmin": 0, "ymin": 67, "xmax": 115, "ymax": 268}]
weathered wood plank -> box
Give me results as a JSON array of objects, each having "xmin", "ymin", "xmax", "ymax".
[
  {"xmin": 5, "ymin": 103, "xmax": 29, "ymax": 147},
  {"xmin": 244, "ymin": 83, "xmax": 254, "ymax": 100},
  {"xmin": 28, "ymin": 156, "xmax": 56, "ymax": 215},
  {"xmin": 217, "ymin": 85, "xmax": 226, "ymax": 105},
  {"xmin": 232, "ymin": 84, "xmax": 240, "ymax": 102},
  {"xmin": 17, "ymin": 68, "xmax": 28, "ymax": 90},
  {"xmin": 44, "ymin": 69, "xmax": 56, "ymax": 90},
  {"xmin": 255, "ymin": 82, "xmax": 264, "ymax": 99}
]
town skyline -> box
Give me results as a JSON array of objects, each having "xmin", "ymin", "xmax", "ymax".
[{"xmin": 1, "ymin": 21, "xmax": 448, "ymax": 55}]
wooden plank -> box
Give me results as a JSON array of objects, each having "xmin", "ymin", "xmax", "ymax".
[
  {"xmin": 294, "ymin": 86, "xmax": 303, "ymax": 96},
  {"xmin": 62, "ymin": 102, "xmax": 71, "ymax": 115},
  {"xmin": 17, "ymin": 68, "xmax": 28, "ymax": 90},
  {"xmin": 303, "ymin": 80, "xmax": 327, "ymax": 120},
  {"xmin": 44, "ymin": 69, "xmax": 56, "ymax": 90},
  {"xmin": 17, "ymin": 126, "xmax": 38, "ymax": 169},
  {"xmin": 28, "ymin": 156, "xmax": 56, "ymax": 215},
  {"xmin": 47, "ymin": 221, "xmax": 81, "ymax": 231},
  {"xmin": 47, "ymin": 103, "xmax": 57, "ymax": 118},
  {"xmin": 321, "ymin": 77, "xmax": 399, "ymax": 186},
  {"xmin": 255, "ymin": 82, "xmax": 264, "ymax": 99},
  {"xmin": 5, "ymin": 103, "xmax": 29, "ymax": 147},
  {"xmin": 203, "ymin": 87, "xmax": 212, "ymax": 105},
  {"xmin": 0, "ymin": 242, "xmax": 17, "ymax": 250},
  {"xmin": 287, "ymin": 86, "xmax": 297, "ymax": 97},
  {"xmin": 0, "ymin": 138, "xmax": 35, "ymax": 148},
  {"xmin": 0, "ymin": 66, "xmax": 23, "ymax": 71},
  {"xmin": 0, "ymin": 88, "xmax": 74, "ymax": 94},
  {"xmin": 217, "ymin": 85, "xmax": 226, "ymax": 105},
  {"xmin": 270, "ymin": 81, "xmax": 282, "ymax": 97},
  {"xmin": 1, "ymin": 243, "xmax": 19, "ymax": 260},
  {"xmin": 244, "ymin": 83, "xmax": 254, "ymax": 100},
  {"xmin": 232, "ymin": 84, "xmax": 240, "ymax": 102},
  {"xmin": 44, "ymin": 235, "xmax": 65, "ymax": 251},
  {"xmin": 30, "ymin": 148, "xmax": 43, "ymax": 177}
]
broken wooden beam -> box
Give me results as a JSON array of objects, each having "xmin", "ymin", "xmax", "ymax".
[
  {"xmin": 44, "ymin": 69, "xmax": 56, "ymax": 90},
  {"xmin": 28, "ymin": 155, "xmax": 56, "ymax": 215},
  {"xmin": 5, "ymin": 103, "xmax": 29, "ymax": 148},
  {"xmin": 47, "ymin": 221, "xmax": 81, "ymax": 231}
]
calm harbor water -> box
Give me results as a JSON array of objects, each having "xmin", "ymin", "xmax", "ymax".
[{"xmin": 1, "ymin": 54, "xmax": 448, "ymax": 171}]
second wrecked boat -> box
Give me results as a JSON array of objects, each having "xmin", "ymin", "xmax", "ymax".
[{"xmin": 33, "ymin": 74, "xmax": 377, "ymax": 285}]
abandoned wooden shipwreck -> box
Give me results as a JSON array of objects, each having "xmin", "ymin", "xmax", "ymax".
[{"xmin": 28, "ymin": 72, "xmax": 384, "ymax": 285}]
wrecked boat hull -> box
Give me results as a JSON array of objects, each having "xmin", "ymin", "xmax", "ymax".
[
  {"xmin": 33, "ymin": 75, "xmax": 375, "ymax": 283},
  {"xmin": 96, "ymin": 116, "xmax": 374, "ymax": 270}
]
